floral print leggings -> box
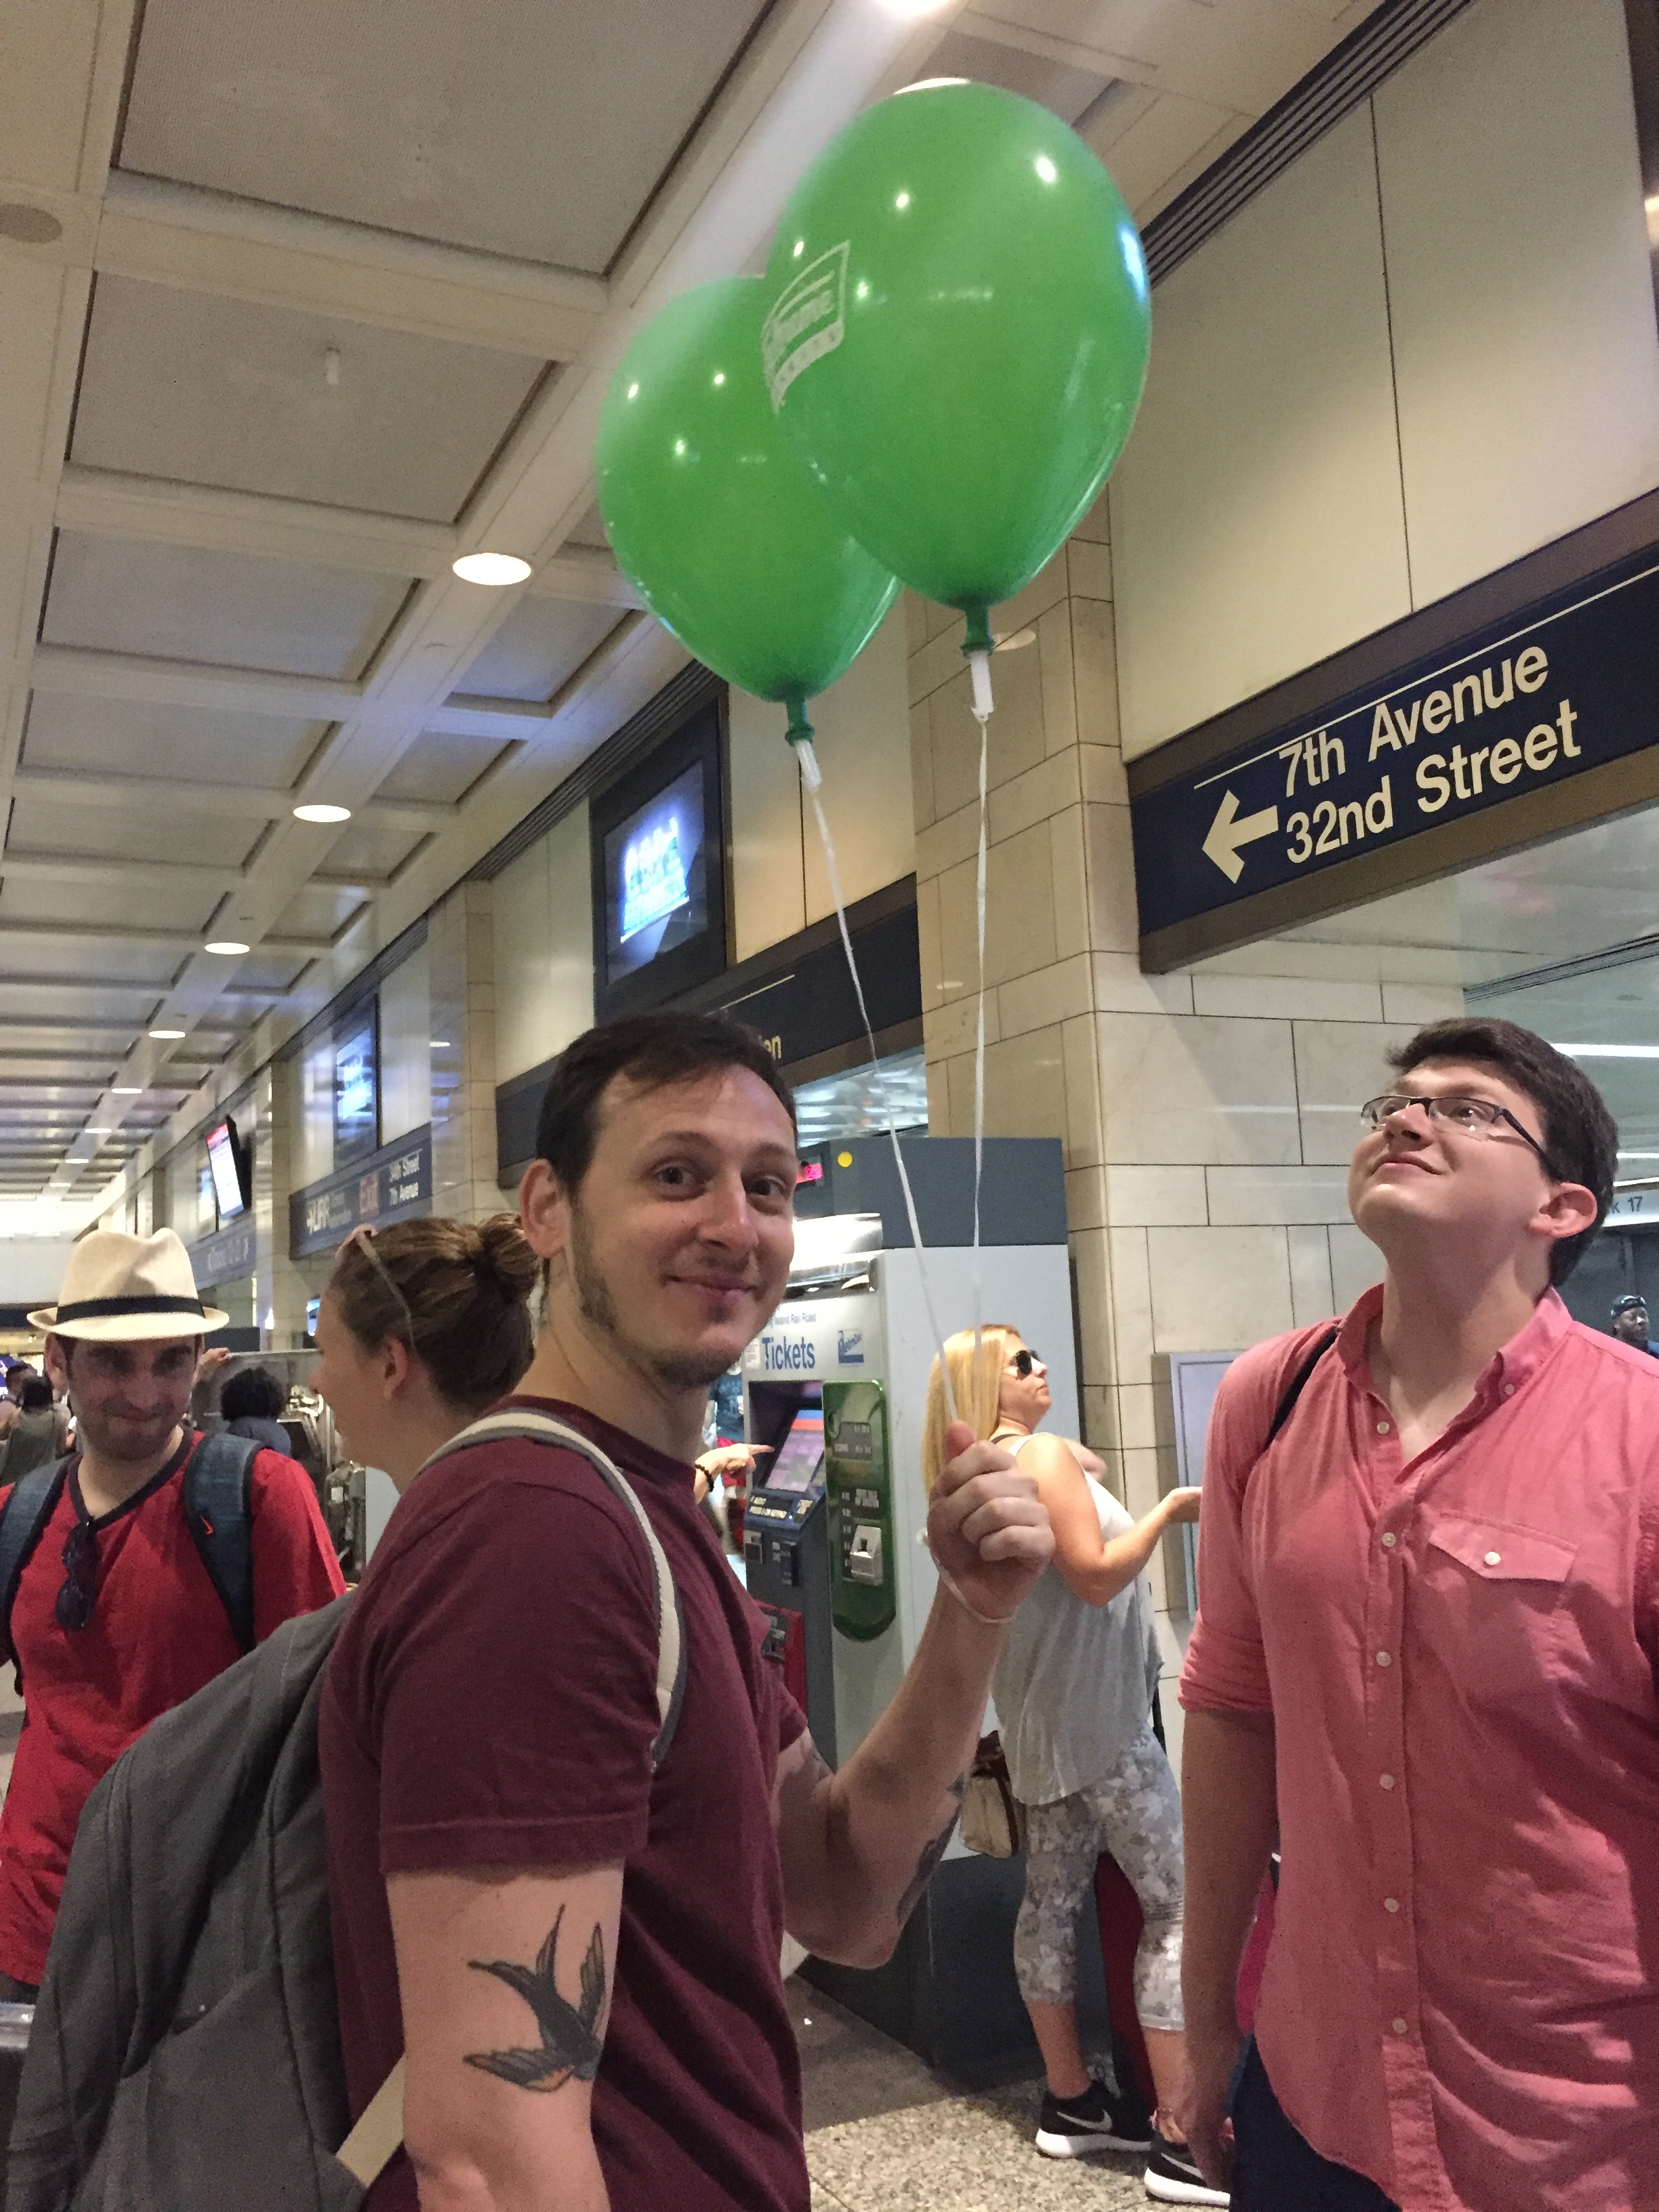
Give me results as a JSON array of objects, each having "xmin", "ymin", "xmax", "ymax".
[{"xmin": 1013, "ymin": 1722, "xmax": 1185, "ymax": 2032}]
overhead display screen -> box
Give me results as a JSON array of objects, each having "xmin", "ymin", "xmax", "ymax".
[
  {"xmin": 205, "ymin": 1118, "xmax": 246, "ymax": 1222},
  {"xmin": 334, "ymin": 1019, "xmax": 379, "ymax": 1165},
  {"xmin": 603, "ymin": 762, "xmax": 708, "ymax": 985}
]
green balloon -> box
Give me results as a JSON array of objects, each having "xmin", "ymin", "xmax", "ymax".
[
  {"xmin": 596, "ymin": 276, "xmax": 899, "ymax": 733},
  {"xmin": 762, "ymin": 81, "xmax": 1151, "ymax": 648}
]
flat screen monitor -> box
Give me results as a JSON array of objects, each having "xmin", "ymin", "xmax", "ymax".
[
  {"xmin": 604, "ymin": 761, "xmax": 707, "ymax": 982},
  {"xmin": 205, "ymin": 1116, "xmax": 249, "ymax": 1221},
  {"xmin": 304, "ymin": 1296, "xmax": 321, "ymax": 1343},
  {"xmin": 590, "ymin": 695, "xmax": 727, "ymax": 1021},
  {"xmin": 334, "ymin": 1017, "xmax": 378, "ymax": 1164},
  {"xmin": 748, "ymin": 1381, "xmax": 825, "ymax": 1498}
]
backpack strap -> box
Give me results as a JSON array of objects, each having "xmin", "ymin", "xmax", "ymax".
[
  {"xmin": 1263, "ymin": 1326, "xmax": 1340, "ymax": 1450},
  {"xmin": 0, "ymin": 1461, "xmax": 70, "ymax": 1678},
  {"xmin": 182, "ymin": 1431, "xmax": 261, "ymax": 1655},
  {"xmin": 337, "ymin": 2057, "xmax": 407, "ymax": 2187},
  {"xmin": 417, "ymin": 1409, "xmax": 687, "ymax": 1768}
]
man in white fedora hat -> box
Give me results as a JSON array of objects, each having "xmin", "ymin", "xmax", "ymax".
[{"xmin": 0, "ymin": 1227, "xmax": 344, "ymax": 1999}]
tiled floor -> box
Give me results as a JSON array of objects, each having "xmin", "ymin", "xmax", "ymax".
[{"xmin": 792, "ymin": 1978, "xmax": 1149, "ymax": 2212}]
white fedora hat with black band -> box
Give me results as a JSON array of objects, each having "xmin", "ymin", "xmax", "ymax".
[{"xmin": 28, "ymin": 1228, "xmax": 228, "ymax": 1341}]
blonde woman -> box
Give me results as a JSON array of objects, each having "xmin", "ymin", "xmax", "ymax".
[{"xmin": 923, "ymin": 1326, "xmax": 1214, "ymax": 2206}]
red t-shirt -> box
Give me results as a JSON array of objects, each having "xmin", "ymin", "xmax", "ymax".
[
  {"xmin": 0, "ymin": 1427, "xmax": 346, "ymax": 1982},
  {"xmin": 319, "ymin": 1397, "xmax": 810, "ymax": 2212}
]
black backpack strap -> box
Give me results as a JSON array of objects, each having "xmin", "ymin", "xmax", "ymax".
[
  {"xmin": 417, "ymin": 1410, "xmax": 687, "ymax": 1769},
  {"xmin": 182, "ymin": 1432, "xmax": 260, "ymax": 1654},
  {"xmin": 0, "ymin": 1461, "xmax": 70, "ymax": 1677},
  {"xmin": 1263, "ymin": 1326, "xmax": 1340, "ymax": 1448}
]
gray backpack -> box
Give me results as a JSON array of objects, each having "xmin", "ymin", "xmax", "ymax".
[{"xmin": 5, "ymin": 1411, "xmax": 686, "ymax": 2212}]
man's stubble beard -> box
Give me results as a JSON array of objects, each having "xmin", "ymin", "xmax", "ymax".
[{"xmin": 568, "ymin": 1197, "xmax": 742, "ymax": 1394}]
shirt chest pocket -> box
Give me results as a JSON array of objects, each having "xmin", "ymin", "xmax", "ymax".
[{"xmin": 1419, "ymin": 1515, "xmax": 1578, "ymax": 1708}]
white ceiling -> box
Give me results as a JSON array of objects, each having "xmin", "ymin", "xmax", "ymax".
[{"xmin": 0, "ymin": 0, "xmax": 1383, "ymax": 1221}]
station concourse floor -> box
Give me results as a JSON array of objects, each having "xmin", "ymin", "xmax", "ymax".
[{"xmin": 790, "ymin": 1976, "xmax": 1147, "ymax": 2211}]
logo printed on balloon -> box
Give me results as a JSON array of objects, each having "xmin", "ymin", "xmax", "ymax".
[{"xmin": 762, "ymin": 243, "xmax": 851, "ymax": 410}]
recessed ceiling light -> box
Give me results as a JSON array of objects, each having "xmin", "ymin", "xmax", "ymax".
[
  {"xmin": 204, "ymin": 940, "xmax": 250, "ymax": 957},
  {"xmin": 994, "ymin": 627, "xmax": 1036, "ymax": 652},
  {"xmin": 430, "ymin": 1040, "xmax": 451, "ymax": 1048},
  {"xmin": 1552, "ymin": 1042, "xmax": 1659, "ymax": 1058},
  {"xmin": 86, "ymin": 1128, "xmax": 112, "ymax": 1136},
  {"xmin": 111, "ymin": 1086, "xmax": 141, "ymax": 1095},
  {"xmin": 148, "ymin": 1028, "xmax": 185, "ymax": 1040},
  {"xmin": 452, "ymin": 552, "xmax": 533, "ymax": 587},
  {"xmin": 293, "ymin": 803, "xmax": 352, "ymax": 824}
]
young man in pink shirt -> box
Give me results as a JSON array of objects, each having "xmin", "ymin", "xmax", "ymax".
[{"xmin": 1179, "ymin": 1018, "xmax": 1658, "ymax": 2212}]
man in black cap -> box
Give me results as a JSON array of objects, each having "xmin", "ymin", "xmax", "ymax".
[{"xmin": 1610, "ymin": 1292, "xmax": 1659, "ymax": 1355}]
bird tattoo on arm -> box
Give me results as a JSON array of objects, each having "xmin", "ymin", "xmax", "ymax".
[{"xmin": 464, "ymin": 1906, "xmax": 609, "ymax": 2092}]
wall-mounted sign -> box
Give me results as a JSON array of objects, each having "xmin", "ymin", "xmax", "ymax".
[
  {"xmin": 1130, "ymin": 523, "xmax": 1659, "ymax": 968},
  {"xmin": 290, "ymin": 1128, "xmax": 431, "ymax": 1258},
  {"xmin": 186, "ymin": 1215, "xmax": 258, "ymax": 1288}
]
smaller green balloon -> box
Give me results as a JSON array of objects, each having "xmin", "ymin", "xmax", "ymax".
[{"xmin": 596, "ymin": 276, "xmax": 899, "ymax": 728}]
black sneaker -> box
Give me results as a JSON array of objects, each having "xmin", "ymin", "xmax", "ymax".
[
  {"xmin": 1143, "ymin": 2128, "xmax": 1229, "ymax": 2204},
  {"xmin": 1034, "ymin": 2077, "xmax": 1153, "ymax": 2157}
]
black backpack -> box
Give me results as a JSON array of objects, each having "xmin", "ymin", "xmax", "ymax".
[
  {"xmin": 5, "ymin": 1410, "xmax": 687, "ymax": 2212},
  {"xmin": 0, "ymin": 1433, "xmax": 263, "ymax": 1680}
]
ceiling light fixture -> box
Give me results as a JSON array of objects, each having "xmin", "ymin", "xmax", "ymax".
[
  {"xmin": 293, "ymin": 802, "xmax": 352, "ymax": 824},
  {"xmin": 148, "ymin": 1028, "xmax": 185, "ymax": 1040},
  {"xmin": 994, "ymin": 627, "xmax": 1036, "ymax": 652},
  {"xmin": 1551, "ymin": 1042, "xmax": 1659, "ymax": 1058},
  {"xmin": 204, "ymin": 940, "xmax": 250, "ymax": 957},
  {"xmin": 452, "ymin": 552, "xmax": 532, "ymax": 587},
  {"xmin": 111, "ymin": 1086, "xmax": 142, "ymax": 1095}
]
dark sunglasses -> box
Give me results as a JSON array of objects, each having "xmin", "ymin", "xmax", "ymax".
[
  {"xmin": 57, "ymin": 1519, "xmax": 98, "ymax": 1634},
  {"xmin": 1009, "ymin": 1348, "xmax": 1042, "ymax": 1378}
]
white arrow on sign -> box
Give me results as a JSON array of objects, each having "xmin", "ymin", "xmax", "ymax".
[{"xmin": 1203, "ymin": 790, "xmax": 1280, "ymax": 882}]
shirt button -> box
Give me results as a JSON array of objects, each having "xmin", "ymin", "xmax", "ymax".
[
  {"xmin": 1484, "ymin": 1551, "xmax": 1501, "ymax": 1567},
  {"xmin": 1380, "ymin": 1773, "xmax": 1395, "ymax": 1789},
  {"xmin": 1384, "ymin": 1897, "xmax": 1400, "ymax": 1912},
  {"xmin": 1376, "ymin": 1650, "xmax": 1392, "ymax": 1667},
  {"xmin": 1392, "ymin": 2018, "xmax": 1409, "ymax": 2036},
  {"xmin": 1376, "ymin": 1420, "xmax": 1391, "ymax": 1433},
  {"xmin": 1503, "ymin": 1383, "xmax": 1515, "ymax": 1396},
  {"xmin": 1380, "ymin": 1532, "xmax": 1397, "ymax": 1549}
]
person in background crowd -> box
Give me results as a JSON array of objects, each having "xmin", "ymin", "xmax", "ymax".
[
  {"xmin": 218, "ymin": 1364, "xmax": 294, "ymax": 1455},
  {"xmin": 922, "ymin": 1326, "xmax": 1213, "ymax": 2206},
  {"xmin": 1608, "ymin": 1291, "xmax": 1659, "ymax": 1354},
  {"xmin": 0, "ymin": 1361, "xmax": 39, "ymax": 1441},
  {"xmin": 1179, "ymin": 1019, "xmax": 1654, "ymax": 2212},
  {"xmin": 0, "ymin": 1229, "xmax": 344, "ymax": 2001},
  {"xmin": 310, "ymin": 1214, "xmax": 539, "ymax": 1491},
  {"xmin": 319, "ymin": 1012, "xmax": 1054, "ymax": 2212},
  {"xmin": 0, "ymin": 1377, "xmax": 70, "ymax": 1488}
]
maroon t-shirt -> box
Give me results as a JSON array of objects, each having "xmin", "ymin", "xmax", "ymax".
[{"xmin": 319, "ymin": 1397, "xmax": 811, "ymax": 2212}]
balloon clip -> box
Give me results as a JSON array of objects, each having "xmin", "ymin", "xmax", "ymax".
[
  {"xmin": 967, "ymin": 647, "xmax": 994, "ymax": 722},
  {"xmin": 960, "ymin": 605, "xmax": 996, "ymax": 658},
  {"xmin": 785, "ymin": 699, "xmax": 823, "ymax": 792}
]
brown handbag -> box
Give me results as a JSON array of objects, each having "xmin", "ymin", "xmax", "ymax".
[{"xmin": 960, "ymin": 1730, "xmax": 1027, "ymax": 1858}]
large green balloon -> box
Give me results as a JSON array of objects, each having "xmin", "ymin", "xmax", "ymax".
[
  {"xmin": 596, "ymin": 276, "xmax": 899, "ymax": 734},
  {"xmin": 762, "ymin": 81, "xmax": 1151, "ymax": 649}
]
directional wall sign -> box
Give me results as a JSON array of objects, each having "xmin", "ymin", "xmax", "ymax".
[{"xmin": 1130, "ymin": 527, "xmax": 1659, "ymax": 969}]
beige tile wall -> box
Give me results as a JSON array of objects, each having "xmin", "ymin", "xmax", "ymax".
[
  {"xmin": 429, "ymin": 880, "xmax": 503, "ymax": 1226},
  {"xmin": 908, "ymin": 501, "xmax": 1465, "ymax": 1765}
]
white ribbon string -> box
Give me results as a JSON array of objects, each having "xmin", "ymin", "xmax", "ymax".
[
  {"xmin": 794, "ymin": 735, "xmax": 959, "ymax": 1423},
  {"xmin": 968, "ymin": 649, "xmax": 992, "ymax": 1378}
]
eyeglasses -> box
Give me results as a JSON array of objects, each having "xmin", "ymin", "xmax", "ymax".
[
  {"xmin": 57, "ymin": 1519, "xmax": 98, "ymax": 1633},
  {"xmin": 337, "ymin": 1223, "xmax": 417, "ymax": 1345},
  {"xmin": 1359, "ymin": 1093, "xmax": 1563, "ymax": 1180},
  {"xmin": 1008, "ymin": 1348, "xmax": 1042, "ymax": 1378}
]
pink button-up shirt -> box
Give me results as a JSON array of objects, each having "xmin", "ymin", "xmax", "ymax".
[{"xmin": 1181, "ymin": 1286, "xmax": 1659, "ymax": 2211}]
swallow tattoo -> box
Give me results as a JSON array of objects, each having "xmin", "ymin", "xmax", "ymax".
[{"xmin": 463, "ymin": 1907, "xmax": 609, "ymax": 2093}]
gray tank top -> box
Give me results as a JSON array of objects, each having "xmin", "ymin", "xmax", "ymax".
[{"xmin": 991, "ymin": 1435, "xmax": 1163, "ymax": 1807}]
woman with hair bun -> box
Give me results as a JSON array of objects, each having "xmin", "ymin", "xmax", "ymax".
[{"xmin": 311, "ymin": 1213, "xmax": 539, "ymax": 1490}]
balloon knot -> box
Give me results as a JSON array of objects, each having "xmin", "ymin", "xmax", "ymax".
[{"xmin": 960, "ymin": 605, "xmax": 996, "ymax": 658}]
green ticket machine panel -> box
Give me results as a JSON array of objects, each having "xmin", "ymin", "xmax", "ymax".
[{"xmin": 824, "ymin": 1378, "xmax": 896, "ymax": 1640}]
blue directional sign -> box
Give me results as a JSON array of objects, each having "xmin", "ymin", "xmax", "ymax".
[{"xmin": 1131, "ymin": 542, "xmax": 1659, "ymax": 955}]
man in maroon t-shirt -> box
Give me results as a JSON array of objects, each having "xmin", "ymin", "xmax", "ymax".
[
  {"xmin": 321, "ymin": 1012, "xmax": 1055, "ymax": 2211},
  {"xmin": 0, "ymin": 1228, "xmax": 344, "ymax": 1994}
]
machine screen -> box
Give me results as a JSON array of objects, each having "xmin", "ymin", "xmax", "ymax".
[{"xmin": 749, "ymin": 1382, "xmax": 824, "ymax": 1497}]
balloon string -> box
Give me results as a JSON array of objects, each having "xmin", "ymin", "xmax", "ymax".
[
  {"xmin": 792, "ymin": 736, "xmax": 958, "ymax": 1425},
  {"xmin": 968, "ymin": 649, "xmax": 992, "ymax": 1385}
]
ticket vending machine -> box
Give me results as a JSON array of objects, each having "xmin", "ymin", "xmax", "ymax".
[
  {"xmin": 745, "ymin": 1136, "xmax": 1099, "ymax": 2078},
  {"xmin": 743, "ymin": 1384, "xmax": 836, "ymax": 1765}
]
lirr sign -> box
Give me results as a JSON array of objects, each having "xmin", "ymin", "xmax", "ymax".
[{"xmin": 1130, "ymin": 531, "xmax": 1659, "ymax": 966}]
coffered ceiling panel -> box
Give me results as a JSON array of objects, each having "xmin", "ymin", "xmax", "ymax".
[
  {"xmin": 20, "ymin": 695, "xmax": 326, "ymax": 794},
  {"xmin": 319, "ymin": 818, "xmax": 429, "ymax": 882},
  {"xmin": 5, "ymin": 793, "xmax": 266, "ymax": 872},
  {"xmin": 0, "ymin": 877, "xmax": 223, "ymax": 936},
  {"xmin": 42, "ymin": 535, "xmax": 413, "ymax": 680},
  {"xmin": 0, "ymin": 983, "xmax": 176, "ymax": 1025},
  {"xmin": 374, "ymin": 729, "xmax": 511, "ymax": 806},
  {"xmin": 73, "ymin": 279, "xmax": 549, "ymax": 523},
  {"xmin": 0, "ymin": 941, "xmax": 186, "ymax": 987},
  {"xmin": 118, "ymin": 0, "xmax": 771, "ymax": 272},
  {"xmin": 926, "ymin": 26, "xmax": 1117, "ymax": 123},
  {"xmin": 456, "ymin": 598, "xmax": 623, "ymax": 703},
  {"xmin": 267, "ymin": 882, "xmax": 368, "ymax": 943}
]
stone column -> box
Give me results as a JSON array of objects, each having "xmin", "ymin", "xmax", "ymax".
[
  {"xmin": 428, "ymin": 880, "xmax": 502, "ymax": 1225},
  {"xmin": 909, "ymin": 501, "xmax": 1460, "ymax": 1765}
]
